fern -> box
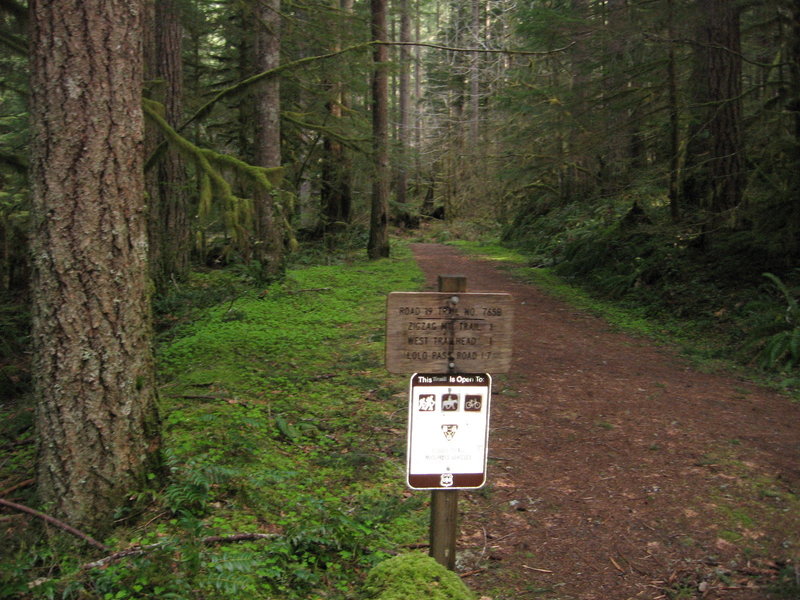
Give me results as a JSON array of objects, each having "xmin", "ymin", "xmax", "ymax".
[
  {"xmin": 762, "ymin": 272, "xmax": 799, "ymax": 323},
  {"xmin": 749, "ymin": 273, "xmax": 800, "ymax": 372},
  {"xmin": 200, "ymin": 554, "xmax": 262, "ymax": 595},
  {"xmin": 163, "ymin": 451, "xmax": 240, "ymax": 515}
]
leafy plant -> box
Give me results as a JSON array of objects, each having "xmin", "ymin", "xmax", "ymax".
[{"xmin": 746, "ymin": 272, "xmax": 800, "ymax": 372}]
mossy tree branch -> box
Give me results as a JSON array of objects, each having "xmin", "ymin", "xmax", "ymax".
[{"xmin": 143, "ymin": 99, "xmax": 283, "ymax": 249}]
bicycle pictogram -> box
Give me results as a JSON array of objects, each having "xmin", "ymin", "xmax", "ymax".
[{"xmin": 464, "ymin": 394, "xmax": 483, "ymax": 411}]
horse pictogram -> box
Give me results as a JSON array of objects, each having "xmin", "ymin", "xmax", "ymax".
[{"xmin": 441, "ymin": 393, "xmax": 459, "ymax": 411}]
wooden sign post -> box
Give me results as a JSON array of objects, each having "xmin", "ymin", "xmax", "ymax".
[
  {"xmin": 431, "ymin": 275, "xmax": 465, "ymax": 571},
  {"xmin": 385, "ymin": 275, "xmax": 513, "ymax": 571}
]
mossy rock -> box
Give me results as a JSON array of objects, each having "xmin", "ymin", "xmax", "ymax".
[{"xmin": 361, "ymin": 553, "xmax": 476, "ymax": 600}]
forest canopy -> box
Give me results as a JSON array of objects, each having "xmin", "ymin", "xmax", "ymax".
[{"xmin": 1, "ymin": 0, "xmax": 799, "ymax": 288}]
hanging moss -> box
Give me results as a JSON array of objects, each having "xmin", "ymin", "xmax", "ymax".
[
  {"xmin": 143, "ymin": 98, "xmax": 286, "ymax": 254},
  {"xmin": 361, "ymin": 553, "xmax": 476, "ymax": 600},
  {"xmin": 143, "ymin": 99, "xmax": 282, "ymax": 194}
]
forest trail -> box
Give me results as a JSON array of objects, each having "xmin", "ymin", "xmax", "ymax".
[{"xmin": 409, "ymin": 243, "xmax": 800, "ymax": 600}]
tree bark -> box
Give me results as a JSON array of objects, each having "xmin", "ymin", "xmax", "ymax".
[
  {"xmin": 705, "ymin": 0, "xmax": 746, "ymax": 218},
  {"xmin": 253, "ymin": 0, "xmax": 284, "ymax": 278},
  {"xmin": 469, "ymin": 0, "xmax": 480, "ymax": 147},
  {"xmin": 368, "ymin": 0, "xmax": 391, "ymax": 259},
  {"xmin": 394, "ymin": 0, "xmax": 412, "ymax": 220},
  {"xmin": 320, "ymin": 0, "xmax": 353, "ymax": 239},
  {"xmin": 683, "ymin": 0, "xmax": 746, "ymax": 224},
  {"xmin": 146, "ymin": 0, "xmax": 190, "ymax": 291},
  {"xmin": 667, "ymin": 0, "xmax": 681, "ymax": 222},
  {"xmin": 29, "ymin": 0, "xmax": 160, "ymax": 534}
]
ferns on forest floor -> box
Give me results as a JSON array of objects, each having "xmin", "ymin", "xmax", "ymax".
[{"xmin": 745, "ymin": 273, "xmax": 800, "ymax": 374}]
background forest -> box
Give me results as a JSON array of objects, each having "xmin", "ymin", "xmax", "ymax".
[{"xmin": 1, "ymin": 0, "xmax": 800, "ymax": 598}]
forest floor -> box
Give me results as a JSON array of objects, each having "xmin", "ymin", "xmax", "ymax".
[{"xmin": 408, "ymin": 243, "xmax": 800, "ymax": 600}]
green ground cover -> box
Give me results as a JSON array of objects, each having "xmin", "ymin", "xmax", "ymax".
[{"xmin": 2, "ymin": 243, "xmax": 436, "ymax": 599}]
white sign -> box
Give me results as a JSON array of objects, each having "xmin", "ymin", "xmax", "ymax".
[{"xmin": 406, "ymin": 373, "xmax": 492, "ymax": 490}]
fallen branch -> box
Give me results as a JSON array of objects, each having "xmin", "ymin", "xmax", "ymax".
[
  {"xmin": 402, "ymin": 542, "xmax": 430, "ymax": 549},
  {"xmin": 0, "ymin": 478, "xmax": 34, "ymax": 497},
  {"xmin": 523, "ymin": 565, "xmax": 554, "ymax": 573},
  {"xmin": 460, "ymin": 567, "xmax": 486, "ymax": 578},
  {"xmin": 26, "ymin": 531, "xmax": 283, "ymax": 588},
  {"xmin": 0, "ymin": 498, "xmax": 110, "ymax": 552},
  {"xmin": 610, "ymin": 556, "xmax": 625, "ymax": 573},
  {"xmin": 2, "ymin": 437, "xmax": 35, "ymax": 450},
  {"xmin": 284, "ymin": 287, "xmax": 332, "ymax": 295},
  {"xmin": 82, "ymin": 533, "xmax": 280, "ymax": 571},
  {"xmin": 389, "ymin": 40, "xmax": 576, "ymax": 56}
]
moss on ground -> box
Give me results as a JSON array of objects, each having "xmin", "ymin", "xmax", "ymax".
[{"xmin": 362, "ymin": 553, "xmax": 476, "ymax": 600}]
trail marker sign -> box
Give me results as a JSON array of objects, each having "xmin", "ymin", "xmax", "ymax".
[
  {"xmin": 407, "ymin": 373, "xmax": 492, "ymax": 490},
  {"xmin": 385, "ymin": 292, "xmax": 514, "ymax": 374},
  {"xmin": 385, "ymin": 276, "xmax": 513, "ymax": 570}
]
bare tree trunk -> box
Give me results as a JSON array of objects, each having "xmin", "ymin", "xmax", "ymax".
[
  {"xmin": 147, "ymin": 0, "xmax": 190, "ymax": 291},
  {"xmin": 394, "ymin": 0, "xmax": 412, "ymax": 225},
  {"xmin": 667, "ymin": 0, "xmax": 681, "ymax": 222},
  {"xmin": 682, "ymin": 3, "xmax": 712, "ymax": 210},
  {"xmin": 787, "ymin": 1, "xmax": 800, "ymax": 260},
  {"xmin": 368, "ymin": 0, "xmax": 390, "ymax": 259},
  {"xmin": 320, "ymin": 0, "xmax": 353, "ymax": 240},
  {"xmin": 682, "ymin": 0, "xmax": 746, "ymax": 246},
  {"xmin": 253, "ymin": 0, "xmax": 284, "ymax": 278},
  {"xmin": 29, "ymin": 0, "xmax": 160, "ymax": 534},
  {"xmin": 567, "ymin": 0, "xmax": 593, "ymax": 200},
  {"xmin": 469, "ymin": 0, "xmax": 480, "ymax": 147},
  {"xmin": 706, "ymin": 0, "xmax": 746, "ymax": 218}
]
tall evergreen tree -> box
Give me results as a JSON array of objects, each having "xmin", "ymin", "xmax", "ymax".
[
  {"xmin": 368, "ymin": 0, "xmax": 391, "ymax": 258},
  {"xmin": 320, "ymin": 0, "xmax": 355, "ymax": 240},
  {"xmin": 253, "ymin": 0, "xmax": 285, "ymax": 278},
  {"xmin": 146, "ymin": 0, "xmax": 191, "ymax": 291},
  {"xmin": 29, "ymin": 0, "xmax": 160, "ymax": 533}
]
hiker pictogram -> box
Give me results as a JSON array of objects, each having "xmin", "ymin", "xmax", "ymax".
[{"xmin": 417, "ymin": 394, "xmax": 436, "ymax": 411}]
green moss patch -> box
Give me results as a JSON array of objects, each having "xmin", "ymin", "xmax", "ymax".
[{"xmin": 362, "ymin": 553, "xmax": 476, "ymax": 600}]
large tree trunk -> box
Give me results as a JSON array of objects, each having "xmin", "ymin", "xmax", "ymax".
[
  {"xmin": 29, "ymin": 0, "xmax": 160, "ymax": 534},
  {"xmin": 683, "ymin": 0, "xmax": 746, "ymax": 227},
  {"xmin": 147, "ymin": 0, "xmax": 190, "ymax": 291},
  {"xmin": 368, "ymin": 0, "xmax": 390, "ymax": 259},
  {"xmin": 705, "ymin": 0, "xmax": 746, "ymax": 218},
  {"xmin": 566, "ymin": 0, "xmax": 593, "ymax": 200},
  {"xmin": 253, "ymin": 0, "xmax": 284, "ymax": 278}
]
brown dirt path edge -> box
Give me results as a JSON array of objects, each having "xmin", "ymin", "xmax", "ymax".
[{"xmin": 409, "ymin": 243, "xmax": 800, "ymax": 600}]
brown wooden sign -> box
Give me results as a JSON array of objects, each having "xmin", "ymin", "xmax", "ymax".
[{"xmin": 386, "ymin": 292, "xmax": 514, "ymax": 374}]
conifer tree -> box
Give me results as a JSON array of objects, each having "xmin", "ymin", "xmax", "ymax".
[
  {"xmin": 29, "ymin": 0, "xmax": 160, "ymax": 534},
  {"xmin": 368, "ymin": 0, "xmax": 391, "ymax": 258}
]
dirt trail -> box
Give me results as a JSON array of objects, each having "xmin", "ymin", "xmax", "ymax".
[{"xmin": 409, "ymin": 243, "xmax": 800, "ymax": 600}]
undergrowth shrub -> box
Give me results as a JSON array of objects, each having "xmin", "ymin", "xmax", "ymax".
[
  {"xmin": 744, "ymin": 272, "xmax": 800, "ymax": 373},
  {"xmin": 501, "ymin": 190, "xmax": 800, "ymax": 380},
  {"xmin": 0, "ymin": 293, "xmax": 30, "ymax": 400},
  {"xmin": 1, "ymin": 243, "xmax": 429, "ymax": 600}
]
